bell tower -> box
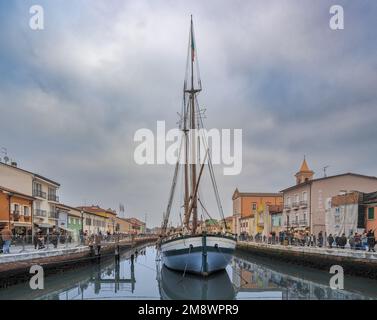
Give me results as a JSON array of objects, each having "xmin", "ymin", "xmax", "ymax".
[{"xmin": 295, "ymin": 156, "xmax": 314, "ymax": 185}]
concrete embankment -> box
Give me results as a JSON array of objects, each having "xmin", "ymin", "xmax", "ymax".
[
  {"xmin": 237, "ymin": 241, "xmax": 377, "ymax": 279},
  {"xmin": 0, "ymin": 237, "xmax": 157, "ymax": 287}
]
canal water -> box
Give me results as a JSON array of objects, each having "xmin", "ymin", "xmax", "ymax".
[{"xmin": 1, "ymin": 245, "xmax": 377, "ymax": 300}]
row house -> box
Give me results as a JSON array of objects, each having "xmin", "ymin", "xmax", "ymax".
[
  {"xmin": 281, "ymin": 158, "xmax": 377, "ymax": 235},
  {"xmin": 0, "ymin": 161, "xmax": 60, "ymax": 235},
  {"xmin": 326, "ymin": 191, "xmax": 363, "ymax": 237},
  {"xmin": 0, "ymin": 186, "xmax": 35, "ymax": 236},
  {"xmin": 126, "ymin": 217, "xmax": 146, "ymax": 234},
  {"xmin": 364, "ymin": 192, "xmax": 377, "ymax": 233},
  {"xmin": 77, "ymin": 205, "xmax": 117, "ymax": 234},
  {"xmin": 232, "ymin": 189, "xmax": 283, "ymax": 236}
]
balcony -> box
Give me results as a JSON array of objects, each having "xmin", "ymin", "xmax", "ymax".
[
  {"xmin": 48, "ymin": 194, "xmax": 59, "ymax": 202},
  {"xmin": 300, "ymin": 201, "xmax": 308, "ymax": 208},
  {"xmin": 48, "ymin": 211, "xmax": 59, "ymax": 219},
  {"xmin": 33, "ymin": 189, "xmax": 46, "ymax": 199},
  {"xmin": 284, "ymin": 205, "xmax": 291, "ymax": 212},
  {"xmin": 299, "ymin": 219, "xmax": 308, "ymax": 226},
  {"xmin": 34, "ymin": 209, "xmax": 47, "ymax": 217},
  {"xmin": 292, "ymin": 202, "xmax": 300, "ymax": 210},
  {"xmin": 11, "ymin": 211, "xmax": 20, "ymax": 221}
]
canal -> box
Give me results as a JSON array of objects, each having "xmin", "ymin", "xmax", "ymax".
[{"xmin": 1, "ymin": 244, "xmax": 377, "ymax": 300}]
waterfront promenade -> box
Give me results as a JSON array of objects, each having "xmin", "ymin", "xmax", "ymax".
[
  {"xmin": 237, "ymin": 240, "xmax": 377, "ymax": 279},
  {"xmin": 0, "ymin": 234, "xmax": 158, "ymax": 287}
]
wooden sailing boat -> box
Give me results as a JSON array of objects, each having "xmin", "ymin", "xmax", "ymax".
[{"xmin": 158, "ymin": 16, "xmax": 237, "ymax": 276}]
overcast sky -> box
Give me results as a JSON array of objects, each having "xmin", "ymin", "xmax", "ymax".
[{"xmin": 1, "ymin": 0, "xmax": 377, "ymax": 227}]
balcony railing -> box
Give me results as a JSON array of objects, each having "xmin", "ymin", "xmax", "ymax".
[
  {"xmin": 300, "ymin": 201, "xmax": 308, "ymax": 208},
  {"xmin": 48, "ymin": 194, "xmax": 59, "ymax": 202},
  {"xmin": 34, "ymin": 209, "xmax": 47, "ymax": 217},
  {"xmin": 284, "ymin": 205, "xmax": 291, "ymax": 211},
  {"xmin": 33, "ymin": 189, "xmax": 46, "ymax": 199},
  {"xmin": 299, "ymin": 219, "xmax": 308, "ymax": 226},
  {"xmin": 12, "ymin": 211, "xmax": 20, "ymax": 221},
  {"xmin": 48, "ymin": 211, "xmax": 59, "ymax": 219},
  {"xmin": 292, "ymin": 202, "xmax": 300, "ymax": 209}
]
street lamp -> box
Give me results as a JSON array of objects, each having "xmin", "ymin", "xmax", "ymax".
[{"xmin": 81, "ymin": 210, "xmax": 84, "ymax": 244}]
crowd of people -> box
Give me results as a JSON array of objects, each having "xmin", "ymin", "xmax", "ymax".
[
  {"xmin": 0, "ymin": 227, "xmax": 134, "ymax": 254},
  {"xmin": 240, "ymin": 229, "xmax": 376, "ymax": 252}
]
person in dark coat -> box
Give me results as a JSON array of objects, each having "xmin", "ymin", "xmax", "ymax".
[
  {"xmin": 51, "ymin": 228, "xmax": 59, "ymax": 248},
  {"xmin": 327, "ymin": 234, "xmax": 334, "ymax": 248},
  {"xmin": 367, "ymin": 229, "xmax": 376, "ymax": 252},
  {"xmin": 340, "ymin": 233, "xmax": 347, "ymax": 249}
]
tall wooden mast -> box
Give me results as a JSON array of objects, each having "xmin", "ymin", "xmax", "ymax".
[{"xmin": 189, "ymin": 15, "xmax": 198, "ymax": 234}]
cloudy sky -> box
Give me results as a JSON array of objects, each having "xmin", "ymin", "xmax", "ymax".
[{"xmin": 1, "ymin": 0, "xmax": 377, "ymax": 227}]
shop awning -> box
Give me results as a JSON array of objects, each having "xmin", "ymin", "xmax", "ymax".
[
  {"xmin": 13, "ymin": 222, "xmax": 32, "ymax": 227},
  {"xmin": 58, "ymin": 225, "xmax": 75, "ymax": 233},
  {"xmin": 34, "ymin": 222, "xmax": 54, "ymax": 228}
]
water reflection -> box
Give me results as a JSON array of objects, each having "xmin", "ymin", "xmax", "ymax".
[
  {"xmin": 158, "ymin": 266, "xmax": 235, "ymax": 300},
  {"xmin": 1, "ymin": 246, "xmax": 377, "ymax": 300},
  {"xmin": 232, "ymin": 256, "xmax": 377, "ymax": 300}
]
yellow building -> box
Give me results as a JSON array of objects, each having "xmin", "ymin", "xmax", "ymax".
[
  {"xmin": 77, "ymin": 205, "xmax": 118, "ymax": 233},
  {"xmin": 232, "ymin": 189, "xmax": 283, "ymax": 236}
]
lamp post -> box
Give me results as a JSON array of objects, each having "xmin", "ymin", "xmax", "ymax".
[{"xmin": 80, "ymin": 210, "xmax": 84, "ymax": 245}]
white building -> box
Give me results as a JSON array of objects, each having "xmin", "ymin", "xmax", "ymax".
[{"xmin": 0, "ymin": 162, "xmax": 60, "ymax": 233}]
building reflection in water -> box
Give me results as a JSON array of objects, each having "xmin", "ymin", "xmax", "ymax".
[
  {"xmin": 40, "ymin": 252, "xmax": 138, "ymax": 300},
  {"xmin": 5, "ymin": 246, "xmax": 375, "ymax": 300},
  {"xmin": 231, "ymin": 257, "xmax": 371, "ymax": 300}
]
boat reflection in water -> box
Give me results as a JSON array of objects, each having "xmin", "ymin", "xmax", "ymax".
[{"xmin": 158, "ymin": 265, "xmax": 235, "ymax": 300}]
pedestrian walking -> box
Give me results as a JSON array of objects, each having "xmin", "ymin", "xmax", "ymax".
[
  {"xmin": 318, "ymin": 231, "xmax": 324, "ymax": 248},
  {"xmin": 1, "ymin": 227, "xmax": 13, "ymax": 254},
  {"xmin": 340, "ymin": 233, "xmax": 347, "ymax": 249},
  {"xmin": 327, "ymin": 234, "xmax": 334, "ymax": 248},
  {"xmin": 367, "ymin": 229, "xmax": 376, "ymax": 252}
]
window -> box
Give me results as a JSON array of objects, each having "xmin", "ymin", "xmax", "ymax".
[
  {"xmin": 295, "ymin": 194, "xmax": 299, "ymax": 203},
  {"xmin": 85, "ymin": 218, "xmax": 92, "ymax": 226},
  {"xmin": 287, "ymin": 197, "xmax": 291, "ymax": 205},
  {"xmin": 24, "ymin": 206, "xmax": 29, "ymax": 216},
  {"xmin": 303, "ymin": 192, "xmax": 307, "ymax": 201},
  {"xmin": 252, "ymin": 203, "xmax": 257, "ymax": 211},
  {"xmin": 368, "ymin": 207, "xmax": 375, "ymax": 220}
]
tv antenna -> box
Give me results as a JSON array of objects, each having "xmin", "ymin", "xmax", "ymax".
[
  {"xmin": 323, "ymin": 165, "xmax": 330, "ymax": 177},
  {"xmin": 1, "ymin": 147, "xmax": 9, "ymax": 164}
]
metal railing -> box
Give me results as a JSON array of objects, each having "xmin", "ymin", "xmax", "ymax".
[
  {"xmin": 48, "ymin": 211, "xmax": 59, "ymax": 219},
  {"xmin": 48, "ymin": 194, "xmax": 59, "ymax": 202},
  {"xmin": 292, "ymin": 202, "xmax": 300, "ymax": 209},
  {"xmin": 34, "ymin": 209, "xmax": 47, "ymax": 217},
  {"xmin": 300, "ymin": 200, "xmax": 308, "ymax": 207},
  {"xmin": 0, "ymin": 233, "xmax": 157, "ymax": 255},
  {"xmin": 33, "ymin": 189, "xmax": 46, "ymax": 199}
]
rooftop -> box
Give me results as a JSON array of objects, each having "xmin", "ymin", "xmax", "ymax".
[{"xmin": 280, "ymin": 172, "xmax": 377, "ymax": 193}]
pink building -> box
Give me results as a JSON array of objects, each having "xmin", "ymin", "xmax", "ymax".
[{"xmin": 281, "ymin": 159, "xmax": 377, "ymax": 236}]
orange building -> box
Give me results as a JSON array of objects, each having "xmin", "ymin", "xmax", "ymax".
[
  {"xmin": 232, "ymin": 189, "xmax": 283, "ymax": 236},
  {"xmin": 0, "ymin": 186, "xmax": 35, "ymax": 236}
]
